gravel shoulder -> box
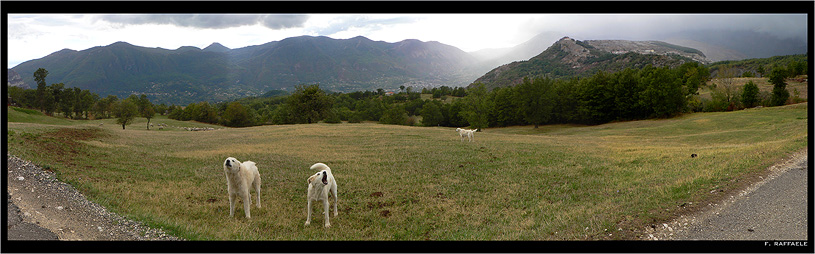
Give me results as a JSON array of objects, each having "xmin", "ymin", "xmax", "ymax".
[
  {"xmin": 641, "ymin": 149, "xmax": 809, "ymax": 241},
  {"xmin": 6, "ymin": 153, "xmax": 182, "ymax": 241}
]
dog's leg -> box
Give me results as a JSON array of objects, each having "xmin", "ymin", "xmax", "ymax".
[
  {"xmin": 229, "ymin": 192, "xmax": 237, "ymax": 217},
  {"xmin": 254, "ymin": 177, "xmax": 261, "ymax": 208},
  {"xmin": 323, "ymin": 199, "xmax": 331, "ymax": 228},
  {"xmin": 242, "ymin": 190, "xmax": 252, "ymax": 219},
  {"xmin": 331, "ymin": 185, "xmax": 338, "ymax": 217},
  {"xmin": 305, "ymin": 200, "xmax": 312, "ymax": 226}
]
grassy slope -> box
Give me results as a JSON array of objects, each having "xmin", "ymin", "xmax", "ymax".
[{"xmin": 5, "ymin": 103, "xmax": 808, "ymax": 240}]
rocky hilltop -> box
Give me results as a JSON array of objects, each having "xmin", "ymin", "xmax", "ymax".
[
  {"xmin": 584, "ymin": 39, "xmax": 709, "ymax": 64},
  {"xmin": 6, "ymin": 69, "xmax": 28, "ymax": 89},
  {"xmin": 471, "ymin": 37, "xmax": 704, "ymax": 90}
]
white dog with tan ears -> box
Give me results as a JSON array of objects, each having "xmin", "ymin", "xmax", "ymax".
[
  {"xmin": 223, "ymin": 157, "xmax": 261, "ymax": 219},
  {"xmin": 456, "ymin": 128, "xmax": 476, "ymax": 142},
  {"xmin": 305, "ymin": 163, "xmax": 338, "ymax": 228}
]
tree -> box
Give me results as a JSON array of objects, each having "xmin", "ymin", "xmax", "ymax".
[
  {"xmin": 33, "ymin": 68, "xmax": 48, "ymax": 112},
  {"xmin": 443, "ymin": 99, "xmax": 468, "ymax": 127},
  {"xmin": 222, "ymin": 102, "xmax": 255, "ymax": 127},
  {"xmin": 287, "ymin": 84, "xmax": 333, "ymax": 124},
  {"xmin": 769, "ymin": 68, "xmax": 790, "ymax": 106},
  {"xmin": 489, "ymin": 86, "xmax": 523, "ymax": 127},
  {"xmin": 610, "ymin": 68, "xmax": 645, "ymax": 120},
  {"xmin": 459, "ymin": 83, "xmax": 491, "ymax": 130},
  {"xmin": 714, "ymin": 66, "xmax": 738, "ymax": 106},
  {"xmin": 379, "ymin": 104, "xmax": 408, "ymax": 125},
  {"xmin": 516, "ymin": 77, "xmax": 556, "ymax": 128},
  {"xmin": 576, "ymin": 71, "xmax": 616, "ymax": 124},
  {"xmin": 756, "ymin": 65, "xmax": 766, "ymax": 77},
  {"xmin": 270, "ymin": 103, "xmax": 294, "ymax": 124},
  {"xmin": 59, "ymin": 86, "xmax": 75, "ymax": 118},
  {"xmin": 420, "ymin": 100, "xmax": 444, "ymax": 127},
  {"xmin": 113, "ymin": 99, "xmax": 139, "ymax": 129},
  {"xmin": 741, "ymin": 81, "xmax": 760, "ymax": 108},
  {"xmin": 359, "ymin": 99, "xmax": 385, "ymax": 121},
  {"xmin": 322, "ymin": 108, "xmax": 342, "ymax": 124},
  {"xmin": 640, "ymin": 66, "xmax": 685, "ymax": 118},
  {"xmin": 676, "ymin": 62, "xmax": 709, "ymax": 97},
  {"xmin": 79, "ymin": 89, "xmax": 99, "ymax": 119},
  {"xmin": 194, "ymin": 102, "xmax": 218, "ymax": 124},
  {"xmin": 48, "ymin": 83, "xmax": 65, "ymax": 117},
  {"xmin": 137, "ymin": 95, "xmax": 155, "ymax": 129},
  {"xmin": 155, "ymin": 103, "xmax": 168, "ymax": 116},
  {"xmin": 94, "ymin": 95, "xmax": 119, "ymax": 119}
]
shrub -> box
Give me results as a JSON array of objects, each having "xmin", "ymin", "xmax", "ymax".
[
  {"xmin": 380, "ymin": 105, "xmax": 408, "ymax": 125},
  {"xmin": 348, "ymin": 113, "xmax": 363, "ymax": 123},
  {"xmin": 741, "ymin": 81, "xmax": 760, "ymax": 108},
  {"xmin": 323, "ymin": 109, "xmax": 342, "ymax": 124}
]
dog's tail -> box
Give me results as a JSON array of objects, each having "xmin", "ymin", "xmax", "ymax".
[{"xmin": 310, "ymin": 162, "xmax": 331, "ymax": 173}]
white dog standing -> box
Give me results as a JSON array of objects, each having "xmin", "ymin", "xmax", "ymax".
[
  {"xmin": 456, "ymin": 128, "xmax": 476, "ymax": 142},
  {"xmin": 223, "ymin": 157, "xmax": 261, "ymax": 219},
  {"xmin": 305, "ymin": 163, "xmax": 338, "ymax": 228}
]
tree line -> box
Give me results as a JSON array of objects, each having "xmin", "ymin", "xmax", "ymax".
[
  {"xmin": 9, "ymin": 62, "xmax": 803, "ymax": 130},
  {"xmin": 8, "ymin": 68, "xmax": 159, "ymax": 130}
]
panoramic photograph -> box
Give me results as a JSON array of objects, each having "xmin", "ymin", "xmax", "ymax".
[{"xmin": 4, "ymin": 2, "xmax": 811, "ymax": 253}]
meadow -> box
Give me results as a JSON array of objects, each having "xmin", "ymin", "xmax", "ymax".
[{"xmin": 5, "ymin": 102, "xmax": 808, "ymax": 240}]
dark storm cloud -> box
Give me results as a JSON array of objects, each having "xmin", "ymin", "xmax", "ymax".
[
  {"xmin": 532, "ymin": 14, "xmax": 807, "ymax": 42},
  {"xmin": 98, "ymin": 14, "xmax": 309, "ymax": 30}
]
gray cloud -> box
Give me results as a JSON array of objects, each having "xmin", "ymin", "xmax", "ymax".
[
  {"xmin": 98, "ymin": 14, "xmax": 309, "ymax": 30},
  {"xmin": 308, "ymin": 15, "xmax": 421, "ymax": 36}
]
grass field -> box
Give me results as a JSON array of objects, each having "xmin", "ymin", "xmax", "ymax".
[{"xmin": 5, "ymin": 103, "xmax": 808, "ymax": 240}]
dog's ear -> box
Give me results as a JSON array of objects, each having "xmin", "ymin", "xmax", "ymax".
[
  {"xmin": 321, "ymin": 171, "xmax": 328, "ymax": 185},
  {"xmin": 307, "ymin": 174, "xmax": 315, "ymax": 184}
]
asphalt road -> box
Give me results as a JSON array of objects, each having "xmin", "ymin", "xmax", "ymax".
[
  {"xmin": 7, "ymin": 192, "xmax": 60, "ymax": 240},
  {"xmin": 672, "ymin": 157, "xmax": 808, "ymax": 240}
]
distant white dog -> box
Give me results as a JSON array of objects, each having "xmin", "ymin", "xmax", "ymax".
[
  {"xmin": 456, "ymin": 128, "xmax": 476, "ymax": 142},
  {"xmin": 223, "ymin": 157, "xmax": 261, "ymax": 219},
  {"xmin": 305, "ymin": 163, "xmax": 338, "ymax": 228}
]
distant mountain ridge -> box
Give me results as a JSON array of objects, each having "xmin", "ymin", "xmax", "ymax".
[
  {"xmin": 470, "ymin": 37, "xmax": 705, "ymax": 90},
  {"xmin": 9, "ymin": 36, "xmax": 479, "ymax": 104}
]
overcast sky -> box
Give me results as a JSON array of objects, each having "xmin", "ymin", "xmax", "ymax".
[{"xmin": 6, "ymin": 14, "xmax": 808, "ymax": 68}]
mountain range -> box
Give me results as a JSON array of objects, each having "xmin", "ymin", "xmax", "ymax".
[
  {"xmin": 7, "ymin": 30, "xmax": 807, "ymax": 105},
  {"xmin": 9, "ymin": 36, "xmax": 480, "ymax": 104}
]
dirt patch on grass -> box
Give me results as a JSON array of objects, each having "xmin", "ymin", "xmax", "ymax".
[
  {"xmin": 24, "ymin": 127, "xmax": 108, "ymax": 164},
  {"xmin": 27, "ymin": 128, "xmax": 105, "ymax": 151}
]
